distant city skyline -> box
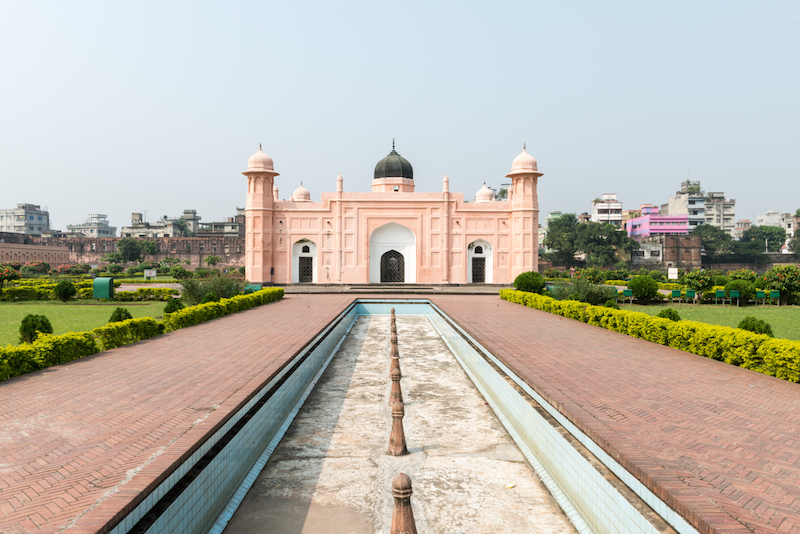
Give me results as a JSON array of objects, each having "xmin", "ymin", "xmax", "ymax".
[{"xmin": 1, "ymin": 1, "xmax": 798, "ymax": 233}]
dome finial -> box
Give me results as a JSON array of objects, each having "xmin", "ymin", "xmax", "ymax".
[
  {"xmin": 393, "ymin": 138, "xmax": 395, "ymax": 151},
  {"xmin": 259, "ymin": 143, "xmax": 262, "ymax": 150},
  {"xmin": 523, "ymin": 141, "xmax": 526, "ymax": 150}
]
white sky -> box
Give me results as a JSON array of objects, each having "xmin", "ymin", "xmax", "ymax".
[{"xmin": 1, "ymin": 1, "xmax": 798, "ymax": 231}]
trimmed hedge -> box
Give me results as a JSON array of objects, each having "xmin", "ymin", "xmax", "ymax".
[
  {"xmin": 162, "ymin": 288, "xmax": 284, "ymax": 332},
  {"xmin": 500, "ymin": 289, "xmax": 800, "ymax": 382},
  {"xmin": 115, "ymin": 288, "xmax": 179, "ymax": 301},
  {"xmin": 0, "ymin": 288, "xmax": 285, "ymax": 381}
]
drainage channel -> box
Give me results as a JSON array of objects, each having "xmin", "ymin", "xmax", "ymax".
[{"xmin": 110, "ymin": 299, "xmax": 697, "ymax": 534}]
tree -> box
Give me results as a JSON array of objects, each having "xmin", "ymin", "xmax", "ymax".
[
  {"xmin": 741, "ymin": 225, "xmax": 786, "ymax": 253},
  {"xmin": 100, "ymin": 252, "xmax": 124, "ymax": 264},
  {"xmin": 795, "ymin": 208, "xmax": 800, "ymax": 218},
  {"xmin": 204, "ymin": 256, "xmax": 223, "ymax": 267},
  {"xmin": 576, "ymin": 222, "xmax": 638, "ymax": 267},
  {"xmin": 691, "ymin": 224, "xmax": 732, "ymax": 260},
  {"xmin": 543, "ymin": 213, "xmax": 580, "ymax": 265},
  {"xmin": 497, "ymin": 188, "xmax": 508, "ymax": 200},
  {"xmin": 117, "ymin": 238, "xmax": 157, "ymax": 263},
  {"xmin": 173, "ymin": 218, "xmax": 195, "ymax": 237},
  {"xmin": 789, "ymin": 233, "xmax": 800, "ymax": 254}
]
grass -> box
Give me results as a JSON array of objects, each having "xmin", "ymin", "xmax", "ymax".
[
  {"xmin": 624, "ymin": 303, "xmax": 800, "ymax": 341},
  {"xmin": 0, "ymin": 301, "xmax": 167, "ymax": 346}
]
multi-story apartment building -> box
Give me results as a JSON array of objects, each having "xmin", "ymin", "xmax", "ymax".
[
  {"xmin": 704, "ymin": 192, "xmax": 736, "ymax": 235},
  {"xmin": 662, "ymin": 181, "xmax": 706, "ymax": 231},
  {"xmin": 120, "ymin": 213, "xmax": 184, "ymax": 238},
  {"xmin": 732, "ymin": 219, "xmax": 752, "ymax": 240},
  {"xmin": 590, "ymin": 193, "xmax": 622, "ymax": 227},
  {"xmin": 0, "ymin": 204, "xmax": 50, "ymax": 235},
  {"xmin": 756, "ymin": 210, "xmax": 794, "ymax": 237},
  {"xmin": 66, "ymin": 214, "xmax": 117, "ymax": 237},
  {"xmin": 626, "ymin": 205, "xmax": 688, "ymax": 241}
]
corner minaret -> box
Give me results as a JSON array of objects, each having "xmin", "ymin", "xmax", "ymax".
[
  {"xmin": 244, "ymin": 145, "xmax": 279, "ymax": 284},
  {"xmin": 506, "ymin": 144, "xmax": 543, "ymax": 277}
]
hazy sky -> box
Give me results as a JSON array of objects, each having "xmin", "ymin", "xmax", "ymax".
[{"xmin": 1, "ymin": 1, "xmax": 798, "ymax": 233}]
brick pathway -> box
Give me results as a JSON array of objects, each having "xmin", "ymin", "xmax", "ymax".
[
  {"xmin": 3, "ymin": 293, "xmax": 800, "ymax": 534},
  {"xmin": 432, "ymin": 295, "xmax": 800, "ymax": 534},
  {"xmin": 0, "ymin": 295, "xmax": 352, "ymax": 534}
]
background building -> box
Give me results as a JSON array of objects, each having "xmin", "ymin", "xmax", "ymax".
[
  {"xmin": 756, "ymin": 210, "xmax": 794, "ymax": 237},
  {"xmin": 0, "ymin": 204, "xmax": 50, "ymax": 235},
  {"xmin": 66, "ymin": 214, "xmax": 117, "ymax": 237},
  {"xmin": 626, "ymin": 205, "xmax": 688, "ymax": 240},
  {"xmin": 590, "ymin": 194, "xmax": 622, "ymax": 227},
  {"xmin": 662, "ymin": 180, "xmax": 706, "ymax": 231},
  {"xmin": 704, "ymin": 191, "xmax": 736, "ymax": 235}
]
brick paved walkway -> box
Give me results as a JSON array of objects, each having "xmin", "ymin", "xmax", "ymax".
[
  {"xmin": 0, "ymin": 295, "xmax": 352, "ymax": 534},
  {"xmin": 432, "ymin": 295, "xmax": 800, "ymax": 534},
  {"xmin": 3, "ymin": 293, "xmax": 800, "ymax": 534}
]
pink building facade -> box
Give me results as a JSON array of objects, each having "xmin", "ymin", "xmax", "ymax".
[
  {"xmin": 244, "ymin": 145, "xmax": 542, "ymax": 285},
  {"xmin": 627, "ymin": 205, "xmax": 688, "ymax": 240}
]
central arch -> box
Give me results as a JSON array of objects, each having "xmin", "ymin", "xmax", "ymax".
[{"xmin": 369, "ymin": 222, "xmax": 416, "ymax": 283}]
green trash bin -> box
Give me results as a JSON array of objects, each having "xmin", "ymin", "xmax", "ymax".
[
  {"xmin": 756, "ymin": 290, "xmax": 766, "ymax": 305},
  {"xmin": 730, "ymin": 290, "xmax": 740, "ymax": 306},
  {"xmin": 671, "ymin": 289, "xmax": 682, "ymax": 304},
  {"xmin": 770, "ymin": 290, "xmax": 781, "ymax": 306},
  {"xmin": 244, "ymin": 284, "xmax": 262, "ymax": 295},
  {"xmin": 686, "ymin": 289, "xmax": 696, "ymax": 303},
  {"xmin": 715, "ymin": 289, "xmax": 726, "ymax": 305},
  {"xmin": 93, "ymin": 277, "xmax": 114, "ymax": 300}
]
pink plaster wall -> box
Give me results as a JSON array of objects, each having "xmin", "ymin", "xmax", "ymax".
[{"xmin": 244, "ymin": 156, "xmax": 540, "ymax": 285}]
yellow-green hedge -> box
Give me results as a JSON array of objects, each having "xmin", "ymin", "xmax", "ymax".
[
  {"xmin": 500, "ymin": 289, "xmax": 800, "ymax": 382},
  {"xmin": 0, "ymin": 288, "xmax": 285, "ymax": 382},
  {"xmin": 604, "ymin": 280, "xmax": 686, "ymax": 290},
  {"xmin": 162, "ymin": 288, "xmax": 284, "ymax": 332}
]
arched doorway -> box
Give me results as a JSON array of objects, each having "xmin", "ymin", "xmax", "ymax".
[
  {"xmin": 467, "ymin": 239, "xmax": 493, "ymax": 283},
  {"xmin": 369, "ymin": 223, "xmax": 415, "ymax": 283},
  {"xmin": 292, "ymin": 239, "xmax": 317, "ymax": 283},
  {"xmin": 380, "ymin": 250, "xmax": 405, "ymax": 282}
]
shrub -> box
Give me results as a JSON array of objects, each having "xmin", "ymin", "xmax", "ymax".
[
  {"xmin": 108, "ymin": 307, "xmax": 133, "ymax": 323},
  {"xmin": 629, "ymin": 275, "xmax": 659, "ymax": 304},
  {"xmin": 604, "ymin": 299, "xmax": 620, "ymax": 309},
  {"xmin": 727, "ymin": 268, "xmax": 757, "ymax": 283},
  {"xmin": 737, "ymin": 316, "xmax": 774, "ymax": 337},
  {"xmin": 649, "ymin": 270, "xmax": 664, "ymax": 281},
  {"xmin": 0, "ymin": 265, "xmax": 20, "ymax": 284},
  {"xmin": 19, "ymin": 314, "xmax": 54, "ymax": 343},
  {"xmin": 575, "ymin": 267, "xmax": 604, "ymax": 285},
  {"xmin": 200, "ymin": 291, "xmax": 219, "ymax": 304},
  {"xmin": 656, "ymin": 308, "xmax": 681, "ymax": 322},
  {"xmin": 170, "ymin": 265, "xmax": 190, "ymax": 279},
  {"xmin": 238, "ymin": 266, "xmax": 246, "ymax": 275},
  {"xmin": 70, "ymin": 263, "xmax": 91, "ymax": 275},
  {"xmin": 548, "ymin": 278, "xmax": 616, "ymax": 306},
  {"xmin": 762, "ymin": 265, "xmax": 800, "ymax": 305},
  {"xmin": 53, "ymin": 280, "xmax": 77, "ymax": 302},
  {"xmin": 682, "ymin": 269, "xmax": 715, "ymax": 292},
  {"xmin": 107, "ymin": 264, "xmax": 124, "ymax": 274},
  {"xmin": 714, "ymin": 275, "xmax": 730, "ymax": 287},
  {"xmin": 162, "ymin": 288, "xmax": 285, "ymax": 332},
  {"xmin": 725, "ymin": 279, "xmax": 756, "ymax": 303},
  {"xmin": 180, "ymin": 276, "xmax": 246, "ymax": 306},
  {"xmin": 114, "ymin": 288, "xmax": 178, "ymax": 301},
  {"xmin": 513, "ymin": 271, "xmax": 546, "ymax": 294},
  {"xmin": 23, "ymin": 261, "xmax": 50, "ymax": 274},
  {"xmin": 164, "ymin": 298, "xmax": 185, "ymax": 314}
]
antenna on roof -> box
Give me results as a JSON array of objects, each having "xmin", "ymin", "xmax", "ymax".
[
  {"xmin": 393, "ymin": 138, "xmax": 395, "ymax": 151},
  {"xmin": 686, "ymin": 160, "xmax": 692, "ymax": 182}
]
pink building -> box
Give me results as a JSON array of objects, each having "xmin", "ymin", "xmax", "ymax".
[
  {"xmin": 244, "ymin": 144, "xmax": 542, "ymax": 285},
  {"xmin": 626, "ymin": 205, "xmax": 688, "ymax": 240}
]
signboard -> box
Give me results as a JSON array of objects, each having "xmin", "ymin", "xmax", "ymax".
[
  {"xmin": 668, "ymin": 268, "xmax": 679, "ymax": 280},
  {"xmin": 144, "ymin": 269, "xmax": 157, "ymax": 279}
]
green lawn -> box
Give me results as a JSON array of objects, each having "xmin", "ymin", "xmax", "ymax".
[
  {"xmin": 624, "ymin": 303, "xmax": 800, "ymax": 341},
  {"xmin": 0, "ymin": 301, "xmax": 167, "ymax": 346}
]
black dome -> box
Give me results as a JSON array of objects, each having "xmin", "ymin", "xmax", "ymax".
[{"xmin": 374, "ymin": 147, "xmax": 413, "ymax": 180}]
